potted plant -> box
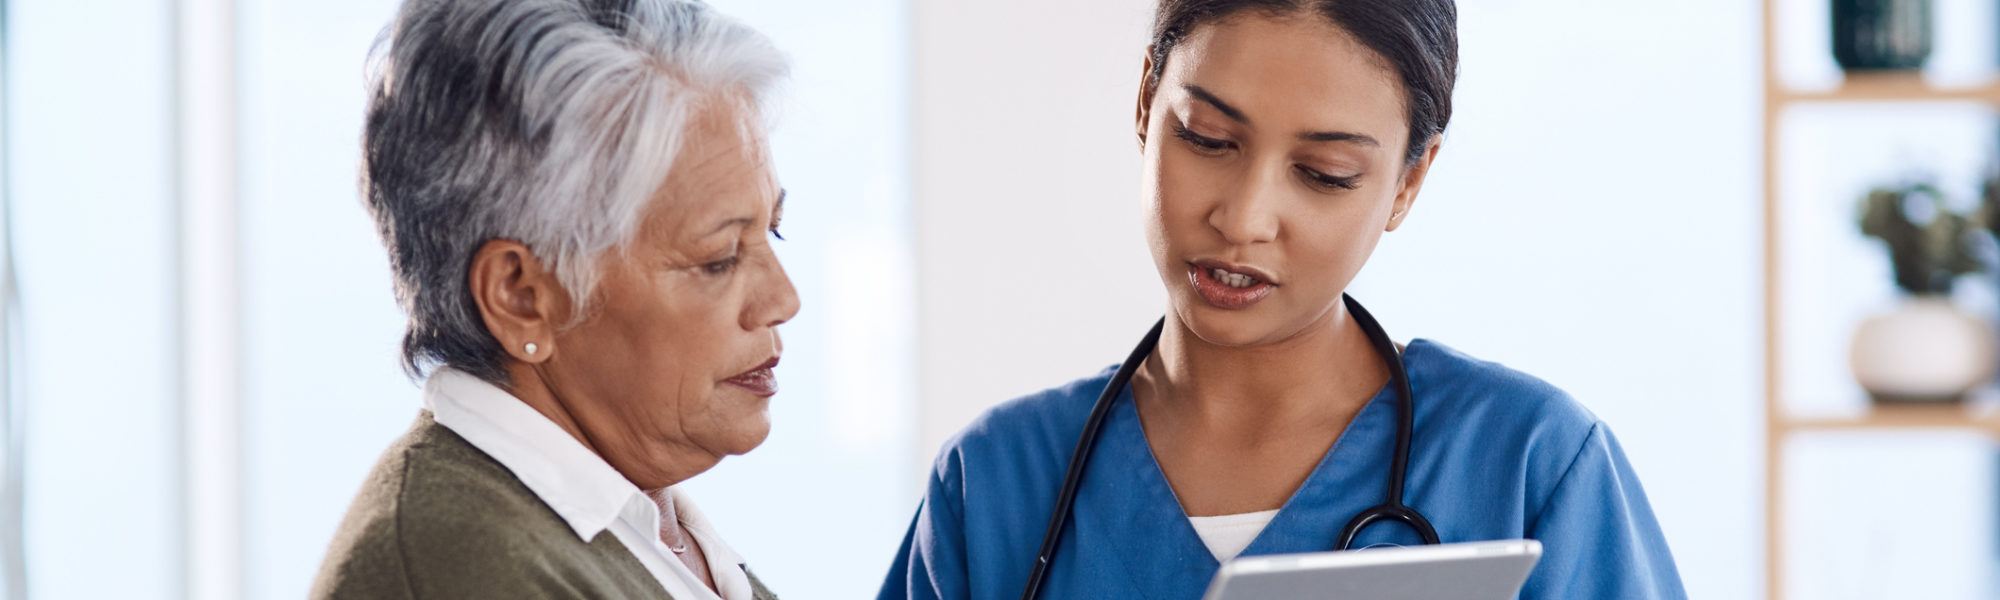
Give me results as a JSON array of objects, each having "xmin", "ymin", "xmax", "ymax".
[
  {"xmin": 1832, "ymin": 0, "xmax": 1934, "ymax": 72},
  {"xmin": 1983, "ymin": 175, "xmax": 1999, "ymax": 247},
  {"xmin": 1849, "ymin": 180, "xmax": 1994, "ymax": 403}
]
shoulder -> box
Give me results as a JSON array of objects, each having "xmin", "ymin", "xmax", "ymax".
[
  {"xmin": 313, "ymin": 417, "xmax": 429, "ymax": 599},
  {"xmin": 390, "ymin": 420, "xmax": 578, "ymax": 551},
  {"xmin": 1404, "ymin": 339, "xmax": 1600, "ymax": 437},
  {"xmin": 937, "ymin": 366, "xmax": 1116, "ymax": 462},
  {"xmin": 1403, "ymin": 339, "xmax": 1605, "ymax": 470},
  {"xmin": 925, "ymin": 365, "xmax": 1119, "ymax": 490},
  {"xmin": 314, "ymin": 414, "xmax": 627, "ymax": 599},
  {"xmin": 1402, "ymin": 340, "xmax": 1622, "ymax": 508}
]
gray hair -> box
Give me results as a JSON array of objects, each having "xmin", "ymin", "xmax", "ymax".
[{"xmin": 362, "ymin": 0, "xmax": 787, "ymax": 383}]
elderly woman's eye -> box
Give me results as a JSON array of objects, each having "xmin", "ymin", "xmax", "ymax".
[
  {"xmin": 702, "ymin": 256, "xmax": 740, "ymax": 275},
  {"xmin": 768, "ymin": 225, "xmax": 785, "ymax": 241}
]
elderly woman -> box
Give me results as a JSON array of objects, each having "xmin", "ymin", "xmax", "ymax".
[{"xmin": 311, "ymin": 0, "xmax": 795, "ymax": 598}]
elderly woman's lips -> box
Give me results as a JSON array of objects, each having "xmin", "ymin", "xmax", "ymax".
[{"xmin": 725, "ymin": 357, "xmax": 780, "ymax": 397}]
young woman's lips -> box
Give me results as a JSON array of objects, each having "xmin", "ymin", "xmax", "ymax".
[
  {"xmin": 1187, "ymin": 262, "xmax": 1276, "ymax": 310},
  {"xmin": 725, "ymin": 357, "xmax": 780, "ymax": 397}
]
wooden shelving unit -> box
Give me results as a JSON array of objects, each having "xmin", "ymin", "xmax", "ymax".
[
  {"xmin": 1761, "ymin": 3, "xmax": 2000, "ymax": 599},
  {"xmin": 1775, "ymin": 72, "xmax": 2000, "ymax": 104},
  {"xmin": 1779, "ymin": 404, "xmax": 2000, "ymax": 434}
]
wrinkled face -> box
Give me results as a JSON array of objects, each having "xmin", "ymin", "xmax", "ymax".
[
  {"xmin": 1139, "ymin": 13, "xmax": 1427, "ymax": 348},
  {"xmin": 545, "ymin": 101, "xmax": 799, "ymax": 488}
]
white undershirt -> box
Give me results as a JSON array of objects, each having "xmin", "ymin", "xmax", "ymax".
[{"xmin": 1187, "ymin": 509, "xmax": 1281, "ymax": 562}]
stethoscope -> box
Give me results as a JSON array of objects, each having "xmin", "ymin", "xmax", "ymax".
[{"xmin": 1020, "ymin": 294, "xmax": 1440, "ymax": 600}]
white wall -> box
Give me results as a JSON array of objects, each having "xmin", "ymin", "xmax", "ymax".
[
  {"xmin": 233, "ymin": 2, "xmax": 417, "ymax": 598},
  {"xmin": 913, "ymin": 0, "xmax": 1163, "ymax": 460},
  {"xmin": 9, "ymin": 1, "xmax": 180, "ymax": 598},
  {"xmin": 912, "ymin": 1, "xmax": 1764, "ymax": 598}
]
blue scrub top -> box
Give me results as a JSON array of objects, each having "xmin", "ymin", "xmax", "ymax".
[{"xmin": 879, "ymin": 339, "xmax": 1686, "ymax": 600}]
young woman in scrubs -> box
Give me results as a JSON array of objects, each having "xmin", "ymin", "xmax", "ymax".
[{"xmin": 880, "ymin": 1, "xmax": 1686, "ymax": 598}]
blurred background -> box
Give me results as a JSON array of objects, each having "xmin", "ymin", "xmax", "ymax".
[{"xmin": 0, "ymin": 0, "xmax": 1996, "ymax": 598}]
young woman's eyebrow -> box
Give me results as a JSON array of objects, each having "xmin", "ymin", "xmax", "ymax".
[
  {"xmin": 1187, "ymin": 84, "xmax": 1380, "ymax": 147},
  {"xmin": 1184, "ymin": 84, "xmax": 1249, "ymax": 124}
]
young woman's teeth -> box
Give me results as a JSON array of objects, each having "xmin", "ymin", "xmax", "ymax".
[{"xmin": 1211, "ymin": 268, "xmax": 1257, "ymax": 289}]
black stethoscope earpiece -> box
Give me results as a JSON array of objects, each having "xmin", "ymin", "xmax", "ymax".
[{"xmin": 1020, "ymin": 294, "xmax": 1438, "ymax": 600}]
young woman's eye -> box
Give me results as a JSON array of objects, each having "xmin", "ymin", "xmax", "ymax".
[
  {"xmin": 1172, "ymin": 124, "xmax": 1233, "ymax": 154},
  {"xmin": 702, "ymin": 256, "xmax": 740, "ymax": 276},
  {"xmin": 1296, "ymin": 165, "xmax": 1362, "ymax": 191}
]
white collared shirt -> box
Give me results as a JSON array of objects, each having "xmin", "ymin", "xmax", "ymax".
[{"xmin": 423, "ymin": 368, "xmax": 756, "ymax": 600}]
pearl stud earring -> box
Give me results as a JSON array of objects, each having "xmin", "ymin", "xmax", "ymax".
[{"xmin": 524, "ymin": 342, "xmax": 538, "ymax": 356}]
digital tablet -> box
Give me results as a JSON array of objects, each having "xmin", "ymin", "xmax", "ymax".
[{"xmin": 1200, "ymin": 540, "xmax": 1542, "ymax": 600}]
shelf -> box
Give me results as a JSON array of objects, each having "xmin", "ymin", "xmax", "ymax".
[
  {"xmin": 1780, "ymin": 404, "xmax": 2000, "ymax": 435},
  {"xmin": 1773, "ymin": 72, "xmax": 2000, "ymax": 105}
]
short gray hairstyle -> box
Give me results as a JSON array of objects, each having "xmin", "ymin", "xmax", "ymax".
[{"xmin": 362, "ymin": 0, "xmax": 787, "ymax": 383}]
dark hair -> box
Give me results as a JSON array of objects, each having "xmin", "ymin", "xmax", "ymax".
[{"xmin": 1147, "ymin": 0, "xmax": 1458, "ymax": 166}]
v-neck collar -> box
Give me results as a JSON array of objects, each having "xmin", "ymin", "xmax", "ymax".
[{"xmin": 1070, "ymin": 354, "xmax": 1405, "ymax": 597}]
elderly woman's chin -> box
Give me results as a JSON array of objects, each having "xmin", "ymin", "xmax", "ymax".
[
  {"xmin": 620, "ymin": 407, "xmax": 771, "ymax": 490},
  {"xmin": 576, "ymin": 376, "xmax": 784, "ymax": 488},
  {"xmin": 706, "ymin": 393, "xmax": 774, "ymax": 457},
  {"xmin": 703, "ymin": 352, "xmax": 787, "ymax": 455}
]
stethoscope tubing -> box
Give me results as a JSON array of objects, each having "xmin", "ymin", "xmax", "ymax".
[{"xmin": 1020, "ymin": 295, "xmax": 1438, "ymax": 600}]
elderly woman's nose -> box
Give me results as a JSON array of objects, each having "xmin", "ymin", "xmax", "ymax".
[{"xmin": 747, "ymin": 260, "xmax": 800, "ymax": 330}]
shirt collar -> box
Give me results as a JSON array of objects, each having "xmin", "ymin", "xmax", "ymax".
[
  {"xmin": 423, "ymin": 368, "xmax": 643, "ymax": 541},
  {"xmin": 669, "ymin": 487, "xmax": 746, "ymax": 568}
]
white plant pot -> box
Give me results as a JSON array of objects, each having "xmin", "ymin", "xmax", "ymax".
[{"xmin": 1849, "ymin": 297, "xmax": 1998, "ymax": 403}]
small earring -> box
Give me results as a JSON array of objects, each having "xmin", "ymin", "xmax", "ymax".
[{"xmin": 524, "ymin": 342, "xmax": 538, "ymax": 356}]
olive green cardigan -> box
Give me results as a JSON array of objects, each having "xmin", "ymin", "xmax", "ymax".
[{"xmin": 311, "ymin": 412, "xmax": 778, "ymax": 599}]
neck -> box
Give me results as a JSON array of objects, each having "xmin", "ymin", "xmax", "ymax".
[
  {"xmin": 649, "ymin": 488, "xmax": 687, "ymax": 539},
  {"xmin": 1140, "ymin": 301, "xmax": 1389, "ymax": 429},
  {"xmin": 499, "ymin": 363, "xmax": 602, "ymax": 455},
  {"xmin": 498, "ymin": 361, "xmax": 711, "ymax": 489}
]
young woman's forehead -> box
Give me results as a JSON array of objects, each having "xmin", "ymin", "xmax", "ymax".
[{"xmin": 1166, "ymin": 16, "xmax": 1406, "ymax": 137}]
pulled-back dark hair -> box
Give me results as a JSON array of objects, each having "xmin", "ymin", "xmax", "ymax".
[{"xmin": 1147, "ymin": 0, "xmax": 1458, "ymax": 166}]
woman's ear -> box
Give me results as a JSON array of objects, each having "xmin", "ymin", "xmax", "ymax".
[
  {"xmin": 1387, "ymin": 140, "xmax": 1443, "ymax": 232},
  {"xmin": 468, "ymin": 239, "xmax": 568, "ymax": 364},
  {"xmin": 1135, "ymin": 50, "xmax": 1159, "ymax": 150}
]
